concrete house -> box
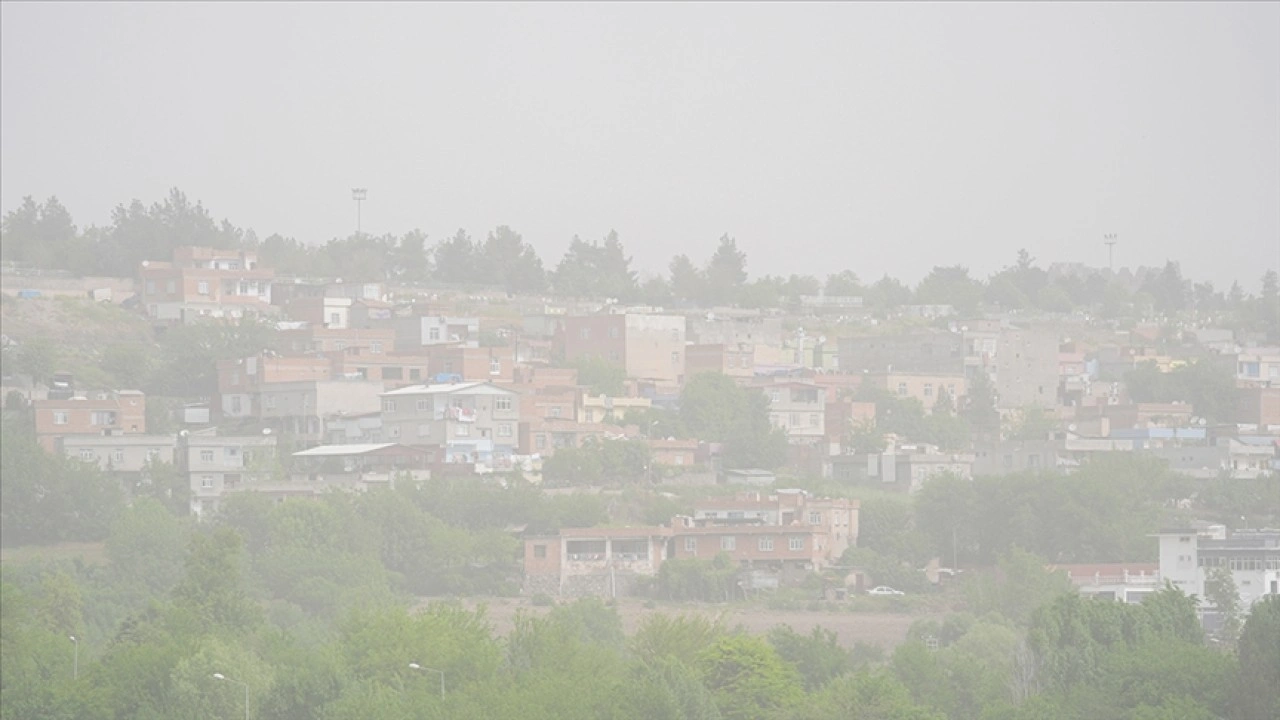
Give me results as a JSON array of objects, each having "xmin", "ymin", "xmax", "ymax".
[
  {"xmin": 380, "ymin": 381, "xmax": 520, "ymax": 466},
  {"xmin": 560, "ymin": 313, "xmax": 687, "ymax": 386}
]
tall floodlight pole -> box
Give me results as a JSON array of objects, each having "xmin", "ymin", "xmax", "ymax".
[
  {"xmin": 213, "ymin": 673, "xmax": 250, "ymax": 720},
  {"xmin": 69, "ymin": 635, "xmax": 78, "ymax": 680},
  {"xmin": 352, "ymin": 188, "xmax": 368, "ymax": 236},
  {"xmin": 1103, "ymin": 233, "xmax": 1118, "ymax": 272}
]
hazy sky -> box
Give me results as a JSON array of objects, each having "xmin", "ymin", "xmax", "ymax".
[{"xmin": 2, "ymin": 2, "xmax": 1277, "ymax": 289}]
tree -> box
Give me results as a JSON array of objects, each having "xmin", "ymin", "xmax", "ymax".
[
  {"xmin": 767, "ymin": 625, "xmax": 851, "ymax": 691},
  {"xmin": 434, "ymin": 229, "xmax": 479, "ymax": 285},
  {"xmin": 703, "ymin": 235, "xmax": 747, "ymax": 306},
  {"xmin": 865, "ymin": 275, "xmax": 913, "ymax": 311},
  {"xmin": 170, "ymin": 527, "xmax": 261, "ymax": 633},
  {"xmin": 1141, "ymin": 261, "xmax": 1189, "ymax": 315},
  {"xmin": 481, "ymin": 225, "xmax": 546, "ymax": 294},
  {"xmin": 1204, "ymin": 565, "xmax": 1242, "ymax": 644},
  {"xmin": 696, "ymin": 633, "xmax": 804, "ymax": 720},
  {"xmin": 669, "ymin": 254, "xmax": 703, "ymax": 305},
  {"xmin": 1232, "ymin": 595, "xmax": 1280, "ymax": 720},
  {"xmin": 572, "ymin": 355, "xmax": 626, "ymax": 396},
  {"xmin": 915, "ymin": 266, "xmax": 984, "ymax": 314},
  {"xmin": 680, "ymin": 373, "xmax": 787, "ymax": 469},
  {"xmin": 824, "ymin": 270, "xmax": 863, "ymax": 297}
]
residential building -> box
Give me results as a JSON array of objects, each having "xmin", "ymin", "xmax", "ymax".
[
  {"xmin": 277, "ymin": 325, "xmax": 395, "ymax": 355},
  {"xmin": 138, "ymin": 246, "xmax": 273, "ymax": 322},
  {"xmin": 395, "ymin": 315, "xmax": 480, "ymax": 351},
  {"xmin": 560, "ymin": 313, "xmax": 687, "ymax": 385},
  {"xmin": 687, "ymin": 312, "xmax": 784, "ymax": 348},
  {"xmin": 183, "ymin": 432, "xmax": 279, "ymax": 518},
  {"xmin": 284, "ymin": 296, "xmax": 353, "ymax": 329},
  {"xmin": 289, "ymin": 443, "xmax": 431, "ymax": 490},
  {"xmin": 994, "ymin": 327, "xmax": 1059, "ymax": 410},
  {"xmin": 519, "ymin": 418, "xmax": 629, "ymax": 457},
  {"xmin": 523, "ymin": 526, "xmax": 673, "ymax": 597},
  {"xmin": 649, "ymin": 438, "xmax": 698, "ymax": 467},
  {"xmin": 327, "ymin": 348, "xmax": 434, "ymax": 389},
  {"xmin": 427, "ymin": 345, "xmax": 516, "ymax": 383},
  {"xmin": 1051, "ymin": 563, "xmax": 1162, "ymax": 604},
  {"xmin": 761, "ymin": 382, "xmax": 827, "ymax": 444},
  {"xmin": 1236, "ymin": 387, "xmax": 1280, "ymax": 427},
  {"xmin": 973, "ymin": 439, "xmax": 1065, "ymax": 476},
  {"xmin": 258, "ymin": 379, "xmax": 385, "ymax": 438},
  {"xmin": 864, "ymin": 442, "xmax": 974, "ymax": 493},
  {"xmin": 380, "ymin": 382, "xmax": 520, "ymax": 465},
  {"xmin": 837, "ymin": 331, "xmax": 965, "ymax": 375},
  {"xmin": 59, "ymin": 434, "xmax": 177, "ymax": 475},
  {"xmin": 1156, "ymin": 527, "xmax": 1280, "ymax": 618},
  {"xmin": 579, "ymin": 394, "xmax": 651, "ymax": 424},
  {"xmin": 686, "ymin": 343, "xmax": 756, "ymax": 379},
  {"xmin": 1235, "ymin": 348, "xmax": 1280, "ymax": 387},
  {"xmin": 34, "ymin": 390, "xmax": 147, "ymax": 452},
  {"xmin": 824, "ymin": 399, "xmax": 877, "ymax": 446},
  {"xmin": 217, "ymin": 354, "xmax": 333, "ymax": 419},
  {"xmin": 864, "ymin": 371, "xmax": 966, "ymax": 413}
]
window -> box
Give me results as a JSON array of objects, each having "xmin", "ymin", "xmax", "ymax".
[
  {"xmin": 200, "ymin": 476, "xmax": 214, "ymax": 489},
  {"xmin": 334, "ymin": 341, "xmax": 347, "ymax": 351},
  {"xmin": 808, "ymin": 511, "xmax": 821, "ymax": 525},
  {"xmin": 534, "ymin": 544, "xmax": 547, "ymax": 559},
  {"xmin": 329, "ymin": 312, "xmax": 340, "ymax": 326},
  {"xmin": 789, "ymin": 413, "xmax": 800, "ymax": 427},
  {"xmin": 670, "ymin": 328, "xmax": 680, "ymax": 342},
  {"xmin": 197, "ymin": 281, "xmax": 209, "ymax": 295},
  {"xmin": 145, "ymin": 280, "xmax": 156, "ymax": 294},
  {"xmin": 671, "ymin": 351, "xmax": 680, "ymax": 366},
  {"xmin": 550, "ymin": 406, "xmax": 562, "ymax": 418},
  {"xmin": 264, "ymin": 395, "xmax": 277, "ymax": 410},
  {"xmin": 684, "ymin": 537, "xmax": 697, "ymax": 552},
  {"xmin": 388, "ymin": 425, "xmax": 400, "ymax": 438},
  {"xmin": 371, "ymin": 341, "xmax": 383, "ymax": 354},
  {"xmin": 580, "ymin": 327, "xmax": 591, "ymax": 340},
  {"xmin": 79, "ymin": 448, "xmax": 96, "ymax": 461},
  {"xmin": 200, "ymin": 450, "xmax": 214, "ymax": 463},
  {"xmin": 456, "ymin": 424, "xmax": 470, "ymax": 437},
  {"xmin": 809, "ymin": 413, "xmax": 819, "ymax": 427},
  {"xmin": 770, "ymin": 391, "xmax": 781, "ymax": 404},
  {"xmin": 720, "ymin": 535, "xmax": 736, "ymax": 551},
  {"xmin": 416, "ymin": 399, "xmax": 428, "ymax": 412},
  {"xmin": 498, "ymin": 424, "xmax": 512, "ymax": 437},
  {"xmin": 90, "ymin": 411, "xmax": 117, "ymax": 426},
  {"xmin": 53, "ymin": 411, "xmax": 69, "ymax": 425},
  {"xmin": 429, "ymin": 327, "xmax": 441, "ymax": 341},
  {"xmin": 758, "ymin": 537, "xmax": 774, "ymax": 551},
  {"xmin": 113, "ymin": 449, "xmax": 124, "ymax": 463},
  {"xmin": 382, "ymin": 399, "xmax": 397, "ymax": 413},
  {"xmin": 496, "ymin": 397, "xmax": 512, "ymax": 412},
  {"xmin": 410, "ymin": 368, "xmax": 421, "ymax": 380},
  {"xmin": 535, "ymin": 435, "xmax": 546, "ymax": 450},
  {"xmin": 383, "ymin": 366, "xmax": 403, "ymax": 380},
  {"xmin": 490, "ymin": 359, "xmax": 501, "ymax": 375},
  {"xmin": 897, "ymin": 383, "xmax": 908, "ymax": 397},
  {"xmin": 418, "ymin": 424, "xmax": 430, "ymax": 437},
  {"xmin": 609, "ymin": 326, "xmax": 619, "ymax": 339},
  {"xmin": 789, "ymin": 537, "xmax": 804, "ymax": 551},
  {"xmin": 924, "ymin": 383, "xmax": 933, "ymax": 397}
]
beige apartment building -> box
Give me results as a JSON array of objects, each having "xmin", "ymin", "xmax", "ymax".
[{"xmin": 560, "ymin": 313, "xmax": 687, "ymax": 385}]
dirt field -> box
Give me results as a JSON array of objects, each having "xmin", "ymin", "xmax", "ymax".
[{"xmin": 440, "ymin": 596, "xmax": 926, "ymax": 650}]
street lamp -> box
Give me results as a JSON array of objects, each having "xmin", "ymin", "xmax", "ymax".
[
  {"xmin": 69, "ymin": 635, "xmax": 78, "ymax": 680},
  {"xmin": 408, "ymin": 662, "xmax": 445, "ymax": 698},
  {"xmin": 212, "ymin": 673, "xmax": 249, "ymax": 720}
]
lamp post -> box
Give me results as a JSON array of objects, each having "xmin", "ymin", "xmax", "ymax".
[
  {"xmin": 408, "ymin": 662, "xmax": 445, "ymax": 698},
  {"xmin": 69, "ymin": 635, "xmax": 78, "ymax": 680},
  {"xmin": 212, "ymin": 673, "xmax": 249, "ymax": 720},
  {"xmin": 351, "ymin": 188, "xmax": 367, "ymax": 236}
]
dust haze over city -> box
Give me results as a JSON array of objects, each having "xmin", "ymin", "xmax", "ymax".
[{"xmin": 1, "ymin": 2, "xmax": 1278, "ymax": 720}]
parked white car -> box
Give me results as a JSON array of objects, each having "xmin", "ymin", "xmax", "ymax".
[{"xmin": 867, "ymin": 586, "xmax": 905, "ymax": 596}]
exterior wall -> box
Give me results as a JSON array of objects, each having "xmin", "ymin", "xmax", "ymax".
[
  {"xmin": 762, "ymin": 384, "xmax": 826, "ymax": 443},
  {"xmin": 258, "ymin": 380, "xmax": 384, "ymax": 437},
  {"xmin": 624, "ymin": 314, "xmax": 686, "ymax": 385},
  {"xmin": 868, "ymin": 372, "xmax": 967, "ymax": 412},
  {"xmin": 427, "ymin": 346, "xmax": 516, "ymax": 383},
  {"xmin": 284, "ymin": 296, "xmax": 352, "ymax": 329},
  {"xmin": 183, "ymin": 435, "xmax": 278, "ymax": 518},
  {"xmin": 824, "ymin": 400, "xmax": 877, "ymax": 444},
  {"xmin": 59, "ymin": 434, "xmax": 177, "ymax": 473},
  {"xmin": 838, "ymin": 332, "xmax": 965, "ymax": 375},
  {"xmin": 650, "ymin": 439, "xmax": 698, "ymax": 467},
  {"xmin": 34, "ymin": 391, "xmax": 147, "ymax": 452},
  {"xmin": 579, "ymin": 395, "xmax": 651, "ymax": 424},
  {"xmin": 328, "ymin": 350, "xmax": 433, "ymax": 388},
  {"xmin": 1236, "ymin": 387, "xmax": 1280, "ymax": 426},
  {"xmin": 394, "ymin": 316, "xmax": 480, "ymax": 351},
  {"xmin": 381, "ymin": 384, "xmax": 521, "ymax": 462},
  {"xmin": 686, "ymin": 344, "xmax": 756, "ymax": 378},
  {"xmin": 1235, "ymin": 350, "xmax": 1280, "ymax": 385},
  {"xmin": 995, "ymin": 328, "xmax": 1060, "ymax": 410},
  {"xmin": 278, "ymin": 327, "xmax": 395, "ymax": 355},
  {"xmin": 523, "ymin": 531, "xmax": 670, "ymax": 598},
  {"xmin": 561, "ymin": 315, "xmax": 628, "ymax": 368},
  {"xmin": 687, "ymin": 315, "xmax": 784, "ymax": 347}
]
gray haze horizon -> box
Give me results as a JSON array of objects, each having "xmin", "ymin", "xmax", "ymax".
[{"xmin": 2, "ymin": 2, "xmax": 1277, "ymax": 290}]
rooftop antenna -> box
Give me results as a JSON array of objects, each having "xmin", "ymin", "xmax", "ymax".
[
  {"xmin": 351, "ymin": 188, "xmax": 368, "ymax": 236},
  {"xmin": 1103, "ymin": 233, "xmax": 1118, "ymax": 272}
]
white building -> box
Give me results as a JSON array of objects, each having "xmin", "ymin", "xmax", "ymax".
[{"xmin": 1156, "ymin": 527, "xmax": 1280, "ymax": 616}]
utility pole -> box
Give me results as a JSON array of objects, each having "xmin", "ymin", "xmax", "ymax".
[
  {"xmin": 1103, "ymin": 233, "xmax": 1118, "ymax": 272},
  {"xmin": 351, "ymin": 188, "xmax": 367, "ymax": 236}
]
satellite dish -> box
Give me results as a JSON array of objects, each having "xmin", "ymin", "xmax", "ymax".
[
  {"xmin": 262, "ymin": 428, "xmax": 272, "ymax": 435},
  {"xmin": 1067, "ymin": 424, "xmax": 1077, "ymax": 432}
]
